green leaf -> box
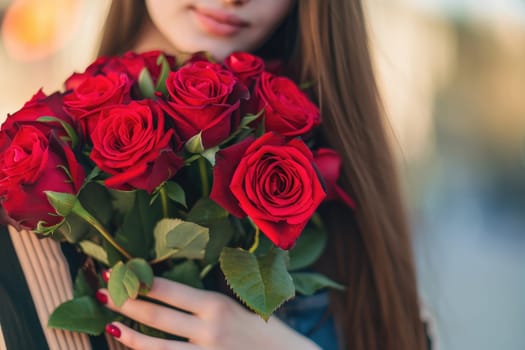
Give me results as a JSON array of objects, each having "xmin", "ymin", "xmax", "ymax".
[
  {"xmin": 37, "ymin": 116, "xmax": 79, "ymax": 148},
  {"xmin": 166, "ymin": 221, "xmax": 210, "ymax": 259},
  {"xmin": 240, "ymin": 109, "xmax": 264, "ymax": 129},
  {"xmin": 79, "ymin": 241, "xmax": 109, "ymax": 266},
  {"xmin": 114, "ymin": 190, "xmax": 159, "ymax": 259},
  {"xmin": 185, "ymin": 132, "xmax": 205, "ymax": 153},
  {"xmin": 73, "ymin": 269, "xmax": 94, "ymax": 298},
  {"xmin": 35, "ymin": 219, "xmax": 65, "ymax": 236},
  {"xmin": 138, "ymin": 68, "xmax": 155, "ymax": 98},
  {"xmin": 184, "ymin": 154, "xmax": 202, "ymax": 165},
  {"xmin": 154, "ymin": 218, "xmax": 209, "ymax": 261},
  {"xmin": 187, "ymin": 198, "xmax": 228, "ymax": 224},
  {"xmin": 201, "ymin": 147, "xmax": 219, "ymax": 166},
  {"xmin": 45, "ymin": 191, "xmax": 77, "ymax": 217},
  {"xmin": 165, "ymin": 182, "xmax": 187, "ymax": 208},
  {"xmin": 54, "ymin": 213, "xmax": 91, "ymax": 243},
  {"xmin": 122, "ymin": 268, "xmax": 140, "ymax": 299},
  {"xmin": 84, "ymin": 166, "xmax": 102, "ymax": 184},
  {"xmin": 291, "ymin": 272, "xmax": 345, "ymax": 296},
  {"xmin": 204, "ymin": 218, "xmax": 234, "ymax": 264},
  {"xmin": 162, "ymin": 260, "xmax": 204, "ymax": 289},
  {"xmin": 108, "ymin": 189, "xmax": 136, "ymax": 218},
  {"xmin": 107, "ymin": 262, "xmax": 128, "ymax": 307},
  {"xmin": 220, "ymin": 247, "xmax": 294, "ymax": 320},
  {"xmin": 78, "ymin": 182, "xmax": 113, "ymax": 227},
  {"xmin": 127, "ymin": 258, "xmax": 154, "ymax": 293},
  {"xmin": 155, "ymin": 54, "xmax": 170, "ymax": 95},
  {"xmin": 48, "ymin": 296, "xmax": 113, "ymax": 335},
  {"xmin": 255, "ymin": 115, "xmax": 266, "ymax": 138},
  {"xmin": 288, "ymin": 227, "xmax": 327, "ymax": 271}
]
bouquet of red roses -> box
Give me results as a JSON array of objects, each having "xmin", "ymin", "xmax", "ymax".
[{"xmin": 0, "ymin": 51, "xmax": 354, "ymax": 336}]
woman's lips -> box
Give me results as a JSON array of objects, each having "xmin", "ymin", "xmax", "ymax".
[{"xmin": 190, "ymin": 6, "xmax": 249, "ymax": 37}]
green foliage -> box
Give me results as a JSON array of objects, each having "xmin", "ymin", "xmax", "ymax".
[
  {"xmin": 48, "ymin": 296, "xmax": 113, "ymax": 335},
  {"xmin": 220, "ymin": 247, "xmax": 295, "ymax": 320},
  {"xmin": 108, "ymin": 259, "xmax": 154, "ymax": 308},
  {"xmin": 37, "ymin": 116, "xmax": 79, "ymax": 148},
  {"xmin": 73, "ymin": 269, "xmax": 94, "ymax": 298},
  {"xmin": 162, "ymin": 260, "xmax": 204, "ymax": 289},
  {"xmin": 203, "ymin": 218, "xmax": 235, "ymax": 264},
  {"xmin": 155, "ymin": 54, "xmax": 170, "ymax": 95},
  {"xmin": 114, "ymin": 190, "xmax": 160, "ymax": 259},
  {"xmin": 79, "ymin": 241, "xmax": 109, "ymax": 266},
  {"xmin": 291, "ymin": 272, "xmax": 345, "ymax": 296},
  {"xmin": 164, "ymin": 182, "xmax": 187, "ymax": 208},
  {"xmin": 187, "ymin": 198, "xmax": 228, "ymax": 224},
  {"xmin": 201, "ymin": 147, "xmax": 219, "ymax": 166},
  {"xmin": 45, "ymin": 191, "xmax": 77, "ymax": 217},
  {"xmin": 288, "ymin": 227, "xmax": 327, "ymax": 271},
  {"xmin": 127, "ymin": 258, "xmax": 154, "ymax": 294},
  {"xmin": 185, "ymin": 132, "xmax": 205, "ymax": 153},
  {"xmin": 138, "ymin": 68, "xmax": 155, "ymax": 99},
  {"xmin": 153, "ymin": 218, "xmax": 209, "ymax": 262}
]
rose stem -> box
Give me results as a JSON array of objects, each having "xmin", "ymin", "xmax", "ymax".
[
  {"xmin": 72, "ymin": 201, "xmax": 133, "ymax": 260},
  {"xmin": 198, "ymin": 156, "xmax": 210, "ymax": 197},
  {"xmin": 199, "ymin": 264, "xmax": 214, "ymax": 279},
  {"xmin": 159, "ymin": 186, "xmax": 169, "ymax": 217},
  {"xmin": 248, "ymin": 225, "xmax": 260, "ymax": 253}
]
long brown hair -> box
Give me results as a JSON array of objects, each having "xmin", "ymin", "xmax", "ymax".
[{"xmin": 98, "ymin": 1, "xmax": 427, "ymax": 349}]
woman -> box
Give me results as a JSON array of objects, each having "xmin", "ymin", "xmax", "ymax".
[
  {"xmin": 0, "ymin": 0, "xmax": 429, "ymax": 349},
  {"xmin": 94, "ymin": 1, "xmax": 428, "ymax": 349}
]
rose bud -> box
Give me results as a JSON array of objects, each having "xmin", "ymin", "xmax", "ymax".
[
  {"xmin": 210, "ymin": 132, "xmax": 326, "ymax": 250},
  {"xmin": 89, "ymin": 101, "xmax": 183, "ymax": 193},
  {"xmin": 314, "ymin": 148, "xmax": 356, "ymax": 209},
  {"xmin": 224, "ymin": 52, "xmax": 264, "ymax": 88},
  {"xmin": 255, "ymin": 72, "xmax": 320, "ymax": 138},
  {"xmin": 160, "ymin": 60, "xmax": 249, "ymax": 149},
  {"xmin": 0, "ymin": 126, "xmax": 85, "ymax": 230}
]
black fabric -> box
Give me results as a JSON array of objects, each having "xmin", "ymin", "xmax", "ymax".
[{"xmin": 0, "ymin": 226, "xmax": 49, "ymax": 350}]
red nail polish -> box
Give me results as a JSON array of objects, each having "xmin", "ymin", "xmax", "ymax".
[
  {"xmin": 105, "ymin": 324, "xmax": 121, "ymax": 338},
  {"xmin": 95, "ymin": 291, "xmax": 108, "ymax": 304},
  {"xmin": 102, "ymin": 270, "xmax": 110, "ymax": 283}
]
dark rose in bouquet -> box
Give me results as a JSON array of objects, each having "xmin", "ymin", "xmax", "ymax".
[
  {"xmin": 90, "ymin": 100, "xmax": 184, "ymax": 193},
  {"xmin": 0, "ymin": 125, "xmax": 84, "ymax": 229},
  {"xmin": 211, "ymin": 133, "xmax": 326, "ymax": 249},
  {"xmin": 161, "ymin": 60, "xmax": 249, "ymax": 149}
]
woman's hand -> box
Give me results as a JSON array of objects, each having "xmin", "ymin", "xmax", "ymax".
[{"xmin": 96, "ymin": 277, "xmax": 321, "ymax": 350}]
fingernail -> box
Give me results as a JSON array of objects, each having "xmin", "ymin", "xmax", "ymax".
[
  {"xmin": 95, "ymin": 291, "xmax": 108, "ymax": 305},
  {"xmin": 102, "ymin": 270, "xmax": 110, "ymax": 283},
  {"xmin": 105, "ymin": 324, "xmax": 121, "ymax": 338}
]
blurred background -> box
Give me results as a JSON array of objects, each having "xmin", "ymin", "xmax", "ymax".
[{"xmin": 0, "ymin": 0, "xmax": 524, "ymax": 349}]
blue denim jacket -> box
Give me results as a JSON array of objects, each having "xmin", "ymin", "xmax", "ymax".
[{"xmin": 276, "ymin": 292, "xmax": 339, "ymax": 350}]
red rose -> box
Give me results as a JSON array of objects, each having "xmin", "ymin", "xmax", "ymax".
[
  {"xmin": 65, "ymin": 51, "xmax": 176, "ymax": 89},
  {"xmin": 64, "ymin": 72, "xmax": 132, "ymax": 139},
  {"xmin": 255, "ymin": 72, "xmax": 320, "ymax": 137},
  {"xmin": 89, "ymin": 101, "xmax": 183, "ymax": 193},
  {"xmin": 313, "ymin": 148, "xmax": 356, "ymax": 209},
  {"xmin": 210, "ymin": 133, "xmax": 326, "ymax": 249},
  {"xmin": 118, "ymin": 51, "xmax": 177, "ymax": 84},
  {"xmin": 224, "ymin": 52, "xmax": 264, "ymax": 87},
  {"xmin": 1, "ymin": 90, "xmax": 72, "ymax": 139},
  {"xmin": 0, "ymin": 126, "xmax": 85, "ymax": 229},
  {"xmin": 161, "ymin": 60, "xmax": 249, "ymax": 149}
]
